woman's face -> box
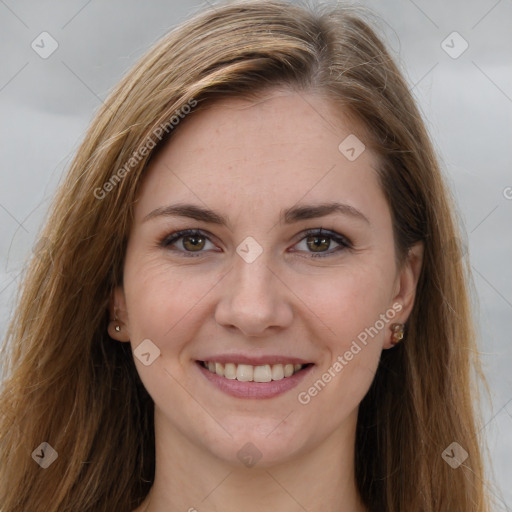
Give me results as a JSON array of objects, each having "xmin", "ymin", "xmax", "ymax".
[{"xmin": 112, "ymin": 89, "xmax": 422, "ymax": 467}]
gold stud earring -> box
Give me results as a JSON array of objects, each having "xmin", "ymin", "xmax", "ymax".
[
  {"xmin": 390, "ymin": 323, "xmax": 405, "ymax": 345},
  {"xmin": 113, "ymin": 309, "xmax": 121, "ymax": 332}
]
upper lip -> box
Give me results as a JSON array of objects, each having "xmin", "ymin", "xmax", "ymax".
[{"xmin": 197, "ymin": 354, "xmax": 312, "ymax": 366}]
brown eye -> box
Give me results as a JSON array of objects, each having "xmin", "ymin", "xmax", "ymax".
[
  {"xmin": 160, "ymin": 229, "xmax": 216, "ymax": 256},
  {"xmin": 306, "ymin": 235, "xmax": 331, "ymax": 253},
  {"xmin": 293, "ymin": 229, "xmax": 351, "ymax": 258},
  {"xmin": 182, "ymin": 234, "xmax": 206, "ymax": 251}
]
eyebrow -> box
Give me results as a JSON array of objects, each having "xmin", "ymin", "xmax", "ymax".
[{"xmin": 143, "ymin": 201, "xmax": 370, "ymax": 227}]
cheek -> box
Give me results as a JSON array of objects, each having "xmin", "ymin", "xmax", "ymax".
[
  {"xmin": 291, "ymin": 259, "xmax": 396, "ymax": 410},
  {"xmin": 122, "ymin": 253, "xmax": 217, "ymax": 348},
  {"xmin": 295, "ymin": 277, "xmax": 389, "ymax": 420},
  {"xmin": 292, "ymin": 258, "xmax": 395, "ymax": 345},
  {"xmin": 121, "ymin": 256, "xmax": 214, "ymax": 412}
]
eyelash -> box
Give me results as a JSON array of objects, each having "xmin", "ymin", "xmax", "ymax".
[{"xmin": 159, "ymin": 228, "xmax": 352, "ymax": 258}]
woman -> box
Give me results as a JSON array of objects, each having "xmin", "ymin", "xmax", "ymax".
[{"xmin": 0, "ymin": 1, "xmax": 495, "ymax": 511}]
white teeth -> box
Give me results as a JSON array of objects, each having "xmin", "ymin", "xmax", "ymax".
[
  {"xmin": 224, "ymin": 363, "xmax": 236, "ymax": 380},
  {"xmin": 253, "ymin": 364, "xmax": 272, "ymax": 382},
  {"xmin": 271, "ymin": 364, "xmax": 284, "ymax": 380},
  {"xmin": 236, "ymin": 364, "xmax": 253, "ymax": 382},
  {"xmin": 202, "ymin": 361, "xmax": 306, "ymax": 382},
  {"xmin": 284, "ymin": 364, "xmax": 294, "ymax": 377},
  {"xmin": 215, "ymin": 362, "xmax": 224, "ymax": 377}
]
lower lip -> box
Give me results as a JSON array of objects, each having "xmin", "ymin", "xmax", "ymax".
[{"xmin": 196, "ymin": 361, "xmax": 314, "ymax": 399}]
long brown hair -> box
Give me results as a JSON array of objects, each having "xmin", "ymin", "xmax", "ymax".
[{"xmin": 0, "ymin": 1, "xmax": 496, "ymax": 510}]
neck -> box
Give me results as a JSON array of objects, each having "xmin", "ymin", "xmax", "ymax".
[{"xmin": 135, "ymin": 409, "xmax": 367, "ymax": 512}]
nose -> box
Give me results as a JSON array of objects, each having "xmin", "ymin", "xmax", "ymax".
[{"xmin": 214, "ymin": 251, "xmax": 293, "ymax": 337}]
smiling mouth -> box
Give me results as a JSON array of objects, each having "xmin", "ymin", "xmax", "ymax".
[{"xmin": 199, "ymin": 361, "xmax": 312, "ymax": 382}]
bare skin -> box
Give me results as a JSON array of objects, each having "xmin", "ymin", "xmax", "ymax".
[{"xmin": 109, "ymin": 88, "xmax": 423, "ymax": 512}]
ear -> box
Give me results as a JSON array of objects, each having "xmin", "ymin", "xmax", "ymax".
[
  {"xmin": 107, "ymin": 285, "xmax": 131, "ymax": 342},
  {"xmin": 383, "ymin": 241, "xmax": 424, "ymax": 349}
]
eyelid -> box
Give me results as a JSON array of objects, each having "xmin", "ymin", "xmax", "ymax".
[
  {"xmin": 299, "ymin": 228, "xmax": 352, "ymax": 247},
  {"xmin": 160, "ymin": 228, "xmax": 219, "ymax": 254},
  {"xmin": 290, "ymin": 228, "xmax": 352, "ymax": 258}
]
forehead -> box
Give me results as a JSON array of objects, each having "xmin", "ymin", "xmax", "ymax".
[{"xmin": 135, "ymin": 89, "xmax": 385, "ymax": 223}]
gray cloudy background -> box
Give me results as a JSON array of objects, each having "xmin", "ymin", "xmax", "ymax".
[{"xmin": 0, "ymin": 0, "xmax": 511, "ymax": 509}]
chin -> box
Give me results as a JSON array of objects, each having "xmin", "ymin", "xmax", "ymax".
[{"xmin": 202, "ymin": 418, "xmax": 311, "ymax": 469}]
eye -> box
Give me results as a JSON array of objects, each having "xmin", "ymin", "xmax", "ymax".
[
  {"xmin": 160, "ymin": 229, "xmax": 218, "ymax": 256},
  {"xmin": 292, "ymin": 228, "xmax": 351, "ymax": 258},
  {"xmin": 160, "ymin": 228, "xmax": 351, "ymax": 258}
]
